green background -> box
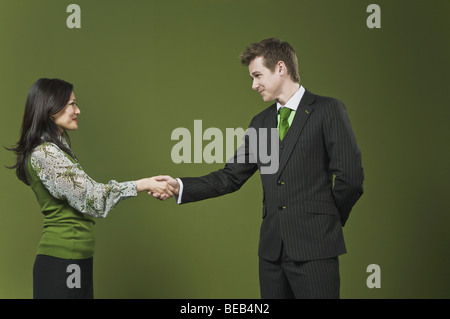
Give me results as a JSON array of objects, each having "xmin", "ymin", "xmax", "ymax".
[{"xmin": 0, "ymin": 0, "xmax": 449, "ymax": 299}]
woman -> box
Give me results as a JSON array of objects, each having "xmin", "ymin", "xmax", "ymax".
[{"xmin": 7, "ymin": 78, "xmax": 176, "ymax": 299}]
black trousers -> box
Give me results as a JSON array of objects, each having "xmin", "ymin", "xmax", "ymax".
[
  {"xmin": 259, "ymin": 244, "xmax": 340, "ymax": 299},
  {"xmin": 33, "ymin": 254, "xmax": 94, "ymax": 299}
]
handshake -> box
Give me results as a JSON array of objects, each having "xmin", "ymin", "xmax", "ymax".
[{"xmin": 135, "ymin": 175, "xmax": 180, "ymax": 200}]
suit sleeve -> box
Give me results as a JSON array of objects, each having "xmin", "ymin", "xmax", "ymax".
[
  {"xmin": 179, "ymin": 119, "xmax": 258, "ymax": 204},
  {"xmin": 323, "ymin": 99, "xmax": 364, "ymax": 226}
]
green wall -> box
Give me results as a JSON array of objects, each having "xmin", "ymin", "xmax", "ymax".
[{"xmin": 0, "ymin": 0, "xmax": 448, "ymax": 298}]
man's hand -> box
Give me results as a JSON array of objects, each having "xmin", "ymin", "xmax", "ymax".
[
  {"xmin": 150, "ymin": 175, "xmax": 180, "ymax": 200},
  {"xmin": 135, "ymin": 176, "xmax": 178, "ymax": 200}
]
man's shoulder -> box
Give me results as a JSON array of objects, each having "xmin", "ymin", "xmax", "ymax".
[
  {"xmin": 310, "ymin": 90, "xmax": 345, "ymax": 110},
  {"xmin": 251, "ymin": 103, "xmax": 276, "ymax": 123},
  {"xmin": 308, "ymin": 91, "xmax": 349, "ymax": 123}
]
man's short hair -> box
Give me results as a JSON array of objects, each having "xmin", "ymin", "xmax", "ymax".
[{"xmin": 240, "ymin": 38, "xmax": 300, "ymax": 83}]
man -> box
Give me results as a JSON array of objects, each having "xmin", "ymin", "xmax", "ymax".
[{"xmin": 156, "ymin": 38, "xmax": 364, "ymax": 298}]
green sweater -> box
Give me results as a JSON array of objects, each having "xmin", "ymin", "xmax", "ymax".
[{"xmin": 27, "ymin": 142, "xmax": 137, "ymax": 259}]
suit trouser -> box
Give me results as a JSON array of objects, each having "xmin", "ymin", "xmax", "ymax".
[{"xmin": 259, "ymin": 243, "xmax": 340, "ymax": 299}]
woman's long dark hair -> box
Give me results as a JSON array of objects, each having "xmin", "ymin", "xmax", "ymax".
[{"xmin": 6, "ymin": 78, "xmax": 76, "ymax": 185}]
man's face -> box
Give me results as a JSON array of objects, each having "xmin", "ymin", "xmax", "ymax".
[{"xmin": 249, "ymin": 56, "xmax": 282, "ymax": 102}]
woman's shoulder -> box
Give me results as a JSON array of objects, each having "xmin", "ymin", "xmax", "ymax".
[
  {"xmin": 32, "ymin": 142, "xmax": 62, "ymax": 156},
  {"xmin": 31, "ymin": 141, "xmax": 74, "ymax": 165},
  {"xmin": 31, "ymin": 141, "xmax": 79, "ymax": 167}
]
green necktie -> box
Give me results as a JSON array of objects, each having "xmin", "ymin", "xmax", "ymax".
[{"xmin": 279, "ymin": 107, "xmax": 292, "ymax": 140}]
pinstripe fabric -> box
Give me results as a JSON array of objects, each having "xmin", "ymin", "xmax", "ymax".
[
  {"xmin": 259, "ymin": 244, "xmax": 340, "ymax": 299},
  {"xmin": 180, "ymin": 88, "xmax": 364, "ymax": 263}
]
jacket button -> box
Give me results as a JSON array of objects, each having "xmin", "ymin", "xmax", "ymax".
[{"xmin": 278, "ymin": 205, "xmax": 286, "ymax": 210}]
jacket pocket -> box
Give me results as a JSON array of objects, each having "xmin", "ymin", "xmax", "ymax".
[{"xmin": 303, "ymin": 200, "xmax": 339, "ymax": 215}]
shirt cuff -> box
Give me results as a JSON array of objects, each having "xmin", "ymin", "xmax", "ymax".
[
  {"xmin": 120, "ymin": 181, "xmax": 138, "ymax": 199},
  {"xmin": 175, "ymin": 178, "xmax": 183, "ymax": 204}
]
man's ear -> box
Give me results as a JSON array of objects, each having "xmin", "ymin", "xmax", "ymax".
[{"xmin": 277, "ymin": 61, "xmax": 287, "ymax": 76}]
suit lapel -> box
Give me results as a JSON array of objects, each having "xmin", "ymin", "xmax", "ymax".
[
  {"xmin": 264, "ymin": 104, "xmax": 277, "ymax": 130},
  {"xmin": 277, "ymin": 89, "xmax": 316, "ymax": 176}
]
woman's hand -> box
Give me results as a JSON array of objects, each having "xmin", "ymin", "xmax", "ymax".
[
  {"xmin": 150, "ymin": 175, "xmax": 180, "ymax": 200},
  {"xmin": 135, "ymin": 177, "xmax": 178, "ymax": 200}
]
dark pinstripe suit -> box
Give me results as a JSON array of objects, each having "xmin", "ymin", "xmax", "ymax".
[{"xmin": 180, "ymin": 88, "xmax": 364, "ymax": 298}]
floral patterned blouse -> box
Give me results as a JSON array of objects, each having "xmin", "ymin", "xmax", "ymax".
[{"xmin": 30, "ymin": 139, "xmax": 137, "ymax": 218}]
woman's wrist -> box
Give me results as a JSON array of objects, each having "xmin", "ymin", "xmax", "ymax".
[{"xmin": 135, "ymin": 178, "xmax": 149, "ymax": 193}]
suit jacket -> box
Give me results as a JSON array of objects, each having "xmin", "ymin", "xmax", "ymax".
[{"xmin": 180, "ymin": 89, "xmax": 364, "ymax": 262}]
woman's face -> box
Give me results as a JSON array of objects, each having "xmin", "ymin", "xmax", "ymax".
[{"xmin": 52, "ymin": 92, "xmax": 80, "ymax": 133}]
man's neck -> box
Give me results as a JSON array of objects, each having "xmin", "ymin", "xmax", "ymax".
[{"xmin": 277, "ymin": 82, "xmax": 301, "ymax": 106}]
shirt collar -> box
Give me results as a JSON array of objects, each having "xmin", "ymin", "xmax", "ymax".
[
  {"xmin": 276, "ymin": 85, "xmax": 305, "ymax": 112},
  {"xmin": 40, "ymin": 133, "xmax": 70, "ymax": 149}
]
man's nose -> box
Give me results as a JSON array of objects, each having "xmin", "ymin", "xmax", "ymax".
[{"xmin": 252, "ymin": 79, "xmax": 259, "ymax": 91}]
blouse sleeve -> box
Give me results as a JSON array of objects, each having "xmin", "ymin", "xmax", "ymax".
[{"xmin": 30, "ymin": 142, "xmax": 137, "ymax": 218}]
